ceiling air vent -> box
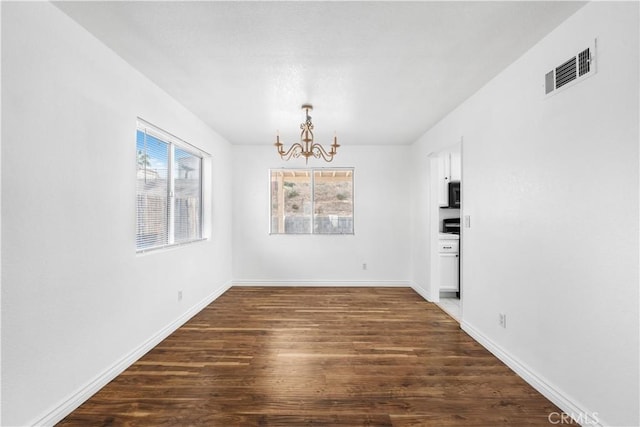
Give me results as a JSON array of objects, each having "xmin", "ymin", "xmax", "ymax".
[{"xmin": 545, "ymin": 40, "xmax": 597, "ymax": 97}]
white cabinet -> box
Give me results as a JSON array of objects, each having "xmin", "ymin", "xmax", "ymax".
[
  {"xmin": 450, "ymin": 151, "xmax": 461, "ymax": 181},
  {"xmin": 439, "ymin": 253, "xmax": 459, "ymax": 292},
  {"xmin": 437, "ymin": 155, "xmax": 448, "ymax": 207},
  {"xmin": 438, "ymin": 236, "xmax": 459, "ymax": 293},
  {"xmin": 437, "ymin": 151, "xmax": 461, "ymax": 207}
]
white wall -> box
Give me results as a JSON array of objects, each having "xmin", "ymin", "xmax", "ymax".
[
  {"xmin": 232, "ymin": 145, "xmax": 411, "ymax": 285},
  {"xmin": 3, "ymin": 1, "xmax": 638, "ymax": 426},
  {"xmin": 1, "ymin": 3, "xmax": 233, "ymax": 426},
  {"xmin": 410, "ymin": 2, "xmax": 639, "ymax": 426},
  {"xmin": 0, "ymin": 2, "xmax": 3, "ymax": 423}
]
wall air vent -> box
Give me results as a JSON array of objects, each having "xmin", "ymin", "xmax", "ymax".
[
  {"xmin": 578, "ymin": 48, "xmax": 591, "ymax": 76},
  {"xmin": 555, "ymin": 57, "xmax": 577, "ymax": 89},
  {"xmin": 545, "ymin": 40, "xmax": 597, "ymax": 97}
]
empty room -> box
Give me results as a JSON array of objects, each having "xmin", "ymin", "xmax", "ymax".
[{"xmin": 1, "ymin": 1, "xmax": 638, "ymax": 426}]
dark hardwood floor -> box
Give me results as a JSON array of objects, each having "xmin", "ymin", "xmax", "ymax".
[{"xmin": 57, "ymin": 287, "xmax": 570, "ymax": 426}]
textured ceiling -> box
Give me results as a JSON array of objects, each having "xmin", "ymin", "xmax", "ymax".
[{"xmin": 55, "ymin": 1, "xmax": 585, "ymax": 146}]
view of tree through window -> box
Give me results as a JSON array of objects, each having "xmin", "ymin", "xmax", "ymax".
[
  {"xmin": 136, "ymin": 120, "xmax": 204, "ymax": 251},
  {"xmin": 270, "ymin": 169, "xmax": 353, "ymax": 234}
]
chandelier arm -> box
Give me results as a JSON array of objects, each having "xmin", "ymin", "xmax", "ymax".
[
  {"xmin": 311, "ymin": 143, "xmax": 336, "ymax": 162},
  {"xmin": 278, "ymin": 142, "xmax": 304, "ymax": 161}
]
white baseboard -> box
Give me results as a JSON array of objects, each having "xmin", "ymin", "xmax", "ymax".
[
  {"xmin": 411, "ymin": 288, "xmax": 602, "ymax": 426},
  {"xmin": 461, "ymin": 320, "xmax": 603, "ymax": 427},
  {"xmin": 408, "ymin": 281, "xmax": 434, "ymax": 302},
  {"xmin": 232, "ymin": 280, "xmax": 412, "ymax": 287},
  {"xmin": 30, "ymin": 281, "xmax": 600, "ymax": 427},
  {"xmin": 32, "ymin": 281, "xmax": 233, "ymax": 427}
]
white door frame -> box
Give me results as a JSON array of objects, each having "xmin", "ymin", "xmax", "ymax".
[
  {"xmin": 427, "ymin": 153, "xmax": 441, "ymax": 303},
  {"xmin": 427, "ymin": 138, "xmax": 463, "ymax": 311}
]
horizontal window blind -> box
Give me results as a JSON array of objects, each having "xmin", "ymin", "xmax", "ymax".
[
  {"xmin": 173, "ymin": 147, "xmax": 202, "ymax": 244},
  {"xmin": 136, "ymin": 120, "xmax": 205, "ymax": 252}
]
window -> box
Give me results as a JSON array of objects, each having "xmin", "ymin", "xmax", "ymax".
[
  {"xmin": 136, "ymin": 119, "xmax": 205, "ymax": 251},
  {"xmin": 270, "ymin": 168, "xmax": 353, "ymax": 234}
]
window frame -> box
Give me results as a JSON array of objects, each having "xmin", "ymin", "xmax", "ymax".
[
  {"xmin": 269, "ymin": 167, "xmax": 355, "ymax": 235},
  {"xmin": 136, "ymin": 118, "xmax": 209, "ymax": 253}
]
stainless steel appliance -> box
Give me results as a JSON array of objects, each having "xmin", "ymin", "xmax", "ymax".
[
  {"xmin": 443, "ymin": 218, "xmax": 460, "ymax": 234},
  {"xmin": 448, "ymin": 181, "xmax": 461, "ymax": 208}
]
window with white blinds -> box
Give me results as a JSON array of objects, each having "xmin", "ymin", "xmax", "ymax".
[{"xmin": 136, "ymin": 119, "xmax": 205, "ymax": 252}]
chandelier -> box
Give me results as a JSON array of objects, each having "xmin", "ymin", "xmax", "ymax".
[{"xmin": 274, "ymin": 104, "xmax": 339, "ymax": 163}]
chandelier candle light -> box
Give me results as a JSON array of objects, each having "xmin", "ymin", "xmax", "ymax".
[{"xmin": 274, "ymin": 104, "xmax": 340, "ymax": 163}]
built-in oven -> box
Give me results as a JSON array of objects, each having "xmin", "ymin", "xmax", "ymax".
[{"xmin": 443, "ymin": 218, "xmax": 460, "ymax": 234}]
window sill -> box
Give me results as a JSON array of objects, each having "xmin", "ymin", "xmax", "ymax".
[{"xmin": 136, "ymin": 238, "xmax": 208, "ymax": 255}]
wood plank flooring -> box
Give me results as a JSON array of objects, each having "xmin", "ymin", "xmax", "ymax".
[{"xmin": 57, "ymin": 287, "xmax": 571, "ymax": 426}]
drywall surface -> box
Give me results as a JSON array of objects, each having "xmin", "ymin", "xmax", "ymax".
[
  {"xmin": 411, "ymin": 2, "xmax": 638, "ymax": 425},
  {"xmin": 1, "ymin": 3, "xmax": 233, "ymax": 425},
  {"xmin": 232, "ymin": 144, "xmax": 412, "ymax": 285}
]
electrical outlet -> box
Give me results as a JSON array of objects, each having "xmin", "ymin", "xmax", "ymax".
[
  {"xmin": 499, "ymin": 313, "xmax": 507, "ymax": 328},
  {"xmin": 362, "ymin": 263, "xmax": 367, "ymax": 270},
  {"xmin": 178, "ymin": 290, "xmax": 183, "ymax": 301}
]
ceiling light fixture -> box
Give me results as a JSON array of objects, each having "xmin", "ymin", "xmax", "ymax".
[{"xmin": 274, "ymin": 104, "xmax": 339, "ymax": 163}]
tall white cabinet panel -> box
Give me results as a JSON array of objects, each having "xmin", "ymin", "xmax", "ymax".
[
  {"xmin": 437, "ymin": 155, "xmax": 449, "ymax": 207},
  {"xmin": 438, "ymin": 236, "xmax": 459, "ymax": 292},
  {"xmin": 450, "ymin": 151, "xmax": 461, "ymax": 181},
  {"xmin": 439, "ymin": 253, "xmax": 459, "ymax": 292},
  {"xmin": 437, "ymin": 150, "xmax": 461, "ymax": 207}
]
